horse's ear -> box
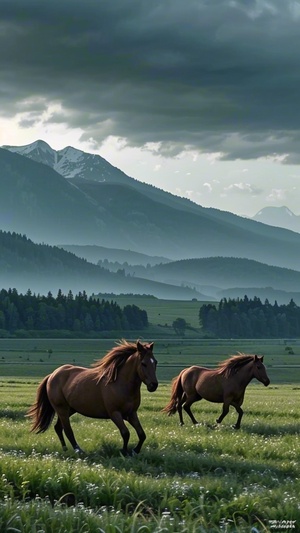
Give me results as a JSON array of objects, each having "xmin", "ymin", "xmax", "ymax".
[
  {"xmin": 255, "ymin": 354, "xmax": 263, "ymax": 362},
  {"xmin": 137, "ymin": 340, "xmax": 144, "ymax": 353},
  {"xmin": 137, "ymin": 340, "xmax": 154, "ymax": 356},
  {"xmin": 260, "ymin": 355, "xmax": 264, "ymax": 362}
]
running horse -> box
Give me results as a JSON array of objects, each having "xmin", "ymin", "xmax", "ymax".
[
  {"xmin": 27, "ymin": 340, "xmax": 158, "ymax": 455},
  {"xmin": 163, "ymin": 354, "xmax": 270, "ymax": 429}
]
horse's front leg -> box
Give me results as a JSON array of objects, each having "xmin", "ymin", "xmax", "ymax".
[
  {"xmin": 232, "ymin": 403, "xmax": 243, "ymax": 429},
  {"xmin": 110, "ymin": 411, "xmax": 130, "ymax": 456},
  {"xmin": 127, "ymin": 411, "xmax": 146, "ymax": 454},
  {"xmin": 216, "ymin": 401, "xmax": 230, "ymax": 425}
]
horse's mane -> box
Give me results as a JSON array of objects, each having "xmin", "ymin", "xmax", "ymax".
[
  {"xmin": 91, "ymin": 339, "xmax": 138, "ymax": 384},
  {"xmin": 216, "ymin": 353, "xmax": 255, "ymax": 379}
]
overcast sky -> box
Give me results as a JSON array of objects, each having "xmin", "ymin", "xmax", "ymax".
[{"xmin": 1, "ymin": 0, "xmax": 300, "ymax": 216}]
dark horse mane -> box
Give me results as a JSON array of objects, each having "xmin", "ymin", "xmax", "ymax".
[
  {"xmin": 216, "ymin": 353, "xmax": 255, "ymax": 379},
  {"xmin": 91, "ymin": 339, "xmax": 139, "ymax": 384}
]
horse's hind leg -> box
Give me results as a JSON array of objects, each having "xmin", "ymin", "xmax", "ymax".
[
  {"xmin": 54, "ymin": 418, "xmax": 67, "ymax": 451},
  {"xmin": 183, "ymin": 395, "xmax": 201, "ymax": 425},
  {"xmin": 177, "ymin": 393, "xmax": 186, "ymax": 425},
  {"xmin": 56, "ymin": 410, "xmax": 84, "ymax": 453}
]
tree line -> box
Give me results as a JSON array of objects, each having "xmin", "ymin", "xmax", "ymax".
[
  {"xmin": 0, "ymin": 288, "xmax": 148, "ymax": 335},
  {"xmin": 199, "ymin": 296, "xmax": 300, "ymax": 338}
]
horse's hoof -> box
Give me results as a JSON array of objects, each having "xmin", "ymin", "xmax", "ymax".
[
  {"xmin": 232, "ymin": 425, "xmax": 240, "ymax": 430},
  {"xmin": 120, "ymin": 450, "xmax": 128, "ymax": 457},
  {"xmin": 56, "ymin": 492, "xmax": 76, "ymax": 507},
  {"xmin": 74, "ymin": 447, "xmax": 85, "ymax": 454}
]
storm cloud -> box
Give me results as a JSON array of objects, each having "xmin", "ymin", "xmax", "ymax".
[{"xmin": 1, "ymin": 0, "xmax": 300, "ymax": 161}]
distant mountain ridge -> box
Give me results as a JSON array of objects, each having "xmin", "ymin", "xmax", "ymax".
[
  {"xmin": 94, "ymin": 255, "xmax": 300, "ymax": 304},
  {"xmin": 3, "ymin": 140, "xmax": 200, "ymax": 213},
  {"xmin": 218, "ymin": 286, "xmax": 300, "ymax": 305},
  {"xmin": 0, "ymin": 230, "xmax": 204, "ymax": 299},
  {"xmin": 253, "ymin": 206, "xmax": 300, "ymax": 233},
  {"xmin": 58, "ymin": 244, "xmax": 170, "ymax": 266},
  {"xmin": 145, "ymin": 256, "xmax": 300, "ymax": 293},
  {"xmin": 2, "ymin": 230, "xmax": 300, "ymax": 304},
  {"xmin": 57, "ymin": 243, "xmax": 300, "ymax": 305},
  {"xmin": 4, "ymin": 139, "xmax": 136, "ymax": 183},
  {"xmin": 2, "ymin": 141, "xmax": 300, "ymax": 271},
  {"xmin": 0, "ymin": 147, "xmax": 109, "ymax": 246}
]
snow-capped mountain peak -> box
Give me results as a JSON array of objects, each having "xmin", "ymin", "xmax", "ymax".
[
  {"xmin": 55, "ymin": 146, "xmax": 86, "ymax": 178},
  {"xmin": 3, "ymin": 139, "xmax": 57, "ymax": 167},
  {"xmin": 58, "ymin": 146, "xmax": 84, "ymax": 161},
  {"xmin": 2, "ymin": 140, "xmax": 130, "ymax": 184},
  {"xmin": 4, "ymin": 139, "xmax": 51, "ymax": 154}
]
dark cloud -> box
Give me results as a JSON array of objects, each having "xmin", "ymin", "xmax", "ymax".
[{"xmin": 1, "ymin": 0, "xmax": 300, "ymax": 160}]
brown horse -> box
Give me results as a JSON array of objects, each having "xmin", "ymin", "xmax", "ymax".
[
  {"xmin": 163, "ymin": 354, "xmax": 270, "ymax": 429},
  {"xmin": 27, "ymin": 340, "xmax": 158, "ymax": 455}
]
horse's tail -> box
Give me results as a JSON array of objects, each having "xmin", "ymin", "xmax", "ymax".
[
  {"xmin": 162, "ymin": 372, "xmax": 184, "ymax": 416},
  {"xmin": 26, "ymin": 375, "xmax": 55, "ymax": 433}
]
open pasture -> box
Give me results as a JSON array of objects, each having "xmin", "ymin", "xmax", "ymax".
[
  {"xmin": 0, "ymin": 337, "xmax": 299, "ymax": 383},
  {"xmin": 0, "ymin": 351, "xmax": 299, "ymax": 532},
  {"xmin": 108, "ymin": 296, "xmax": 204, "ymax": 330}
]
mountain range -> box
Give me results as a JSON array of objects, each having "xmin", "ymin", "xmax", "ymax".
[
  {"xmin": 1, "ymin": 139, "xmax": 300, "ymax": 301},
  {"xmin": 95, "ymin": 255, "xmax": 300, "ymax": 305},
  {"xmin": 253, "ymin": 206, "xmax": 300, "ymax": 234},
  {"xmin": 0, "ymin": 230, "xmax": 204, "ymax": 300}
]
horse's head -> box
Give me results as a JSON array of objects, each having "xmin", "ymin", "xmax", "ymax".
[
  {"xmin": 253, "ymin": 355, "xmax": 270, "ymax": 386},
  {"xmin": 136, "ymin": 340, "xmax": 158, "ymax": 392}
]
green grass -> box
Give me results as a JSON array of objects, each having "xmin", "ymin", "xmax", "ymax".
[
  {"xmin": 104, "ymin": 295, "xmax": 205, "ymax": 329},
  {"xmin": 0, "ymin": 338, "xmax": 299, "ymax": 531},
  {"xmin": 0, "ymin": 374, "xmax": 300, "ymax": 530},
  {"xmin": 1, "ymin": 337, "xmax": 300, "ymax": 383}
]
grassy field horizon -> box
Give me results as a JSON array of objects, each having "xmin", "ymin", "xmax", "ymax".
[{"xmin": 0, "ymin": 336, "xmax": 299, "ymax": 383}]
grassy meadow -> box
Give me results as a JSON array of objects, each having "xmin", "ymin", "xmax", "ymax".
[
  {"xmin": 0, "ymin": 337, "xmax": 299, "ymax": 531},
  {"xmin": 108, "ymin": 296, "xmax": 203, "ymax": 329}
]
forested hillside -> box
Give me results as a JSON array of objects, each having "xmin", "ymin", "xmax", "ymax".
[
  {"xmin": 97, "ymin": 256, "xmax": 300, "ymax": 303},
  {"xmin": 59, "ymin": 244, "xmax": 170, "ymax": 266},
  {"xmin": 200, "ymin": 296, "xmax": 300, "ymax": 338},
  {"xmin": 0, "ymin": 230, "xmax": 203, "ymax": 299},
  {"xmin": 0, "ymin": 288, "xmax": 148, "ymax": 336},
  {"xmin": 147, "ymin": 257, "xmax": 300, "ymax": 291},
  {"xmin": 0, "ymin": 230, "xmax": 108, "ymax": 274}
]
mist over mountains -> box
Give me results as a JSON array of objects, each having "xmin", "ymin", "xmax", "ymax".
[
  {"xmin": 1, "ymin": 139, "xmax": 300, "ymax": 302},
  {"xmin": 0, "ymin": 231, "xmax": 204, "ymax": 300},
  {"xmin": 253, "ymin": 206, "xmax": 300, "ymax": 234},
  {"xmin": 95, "ymin": 255, "xmax": 300, "ymax": 305}
]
